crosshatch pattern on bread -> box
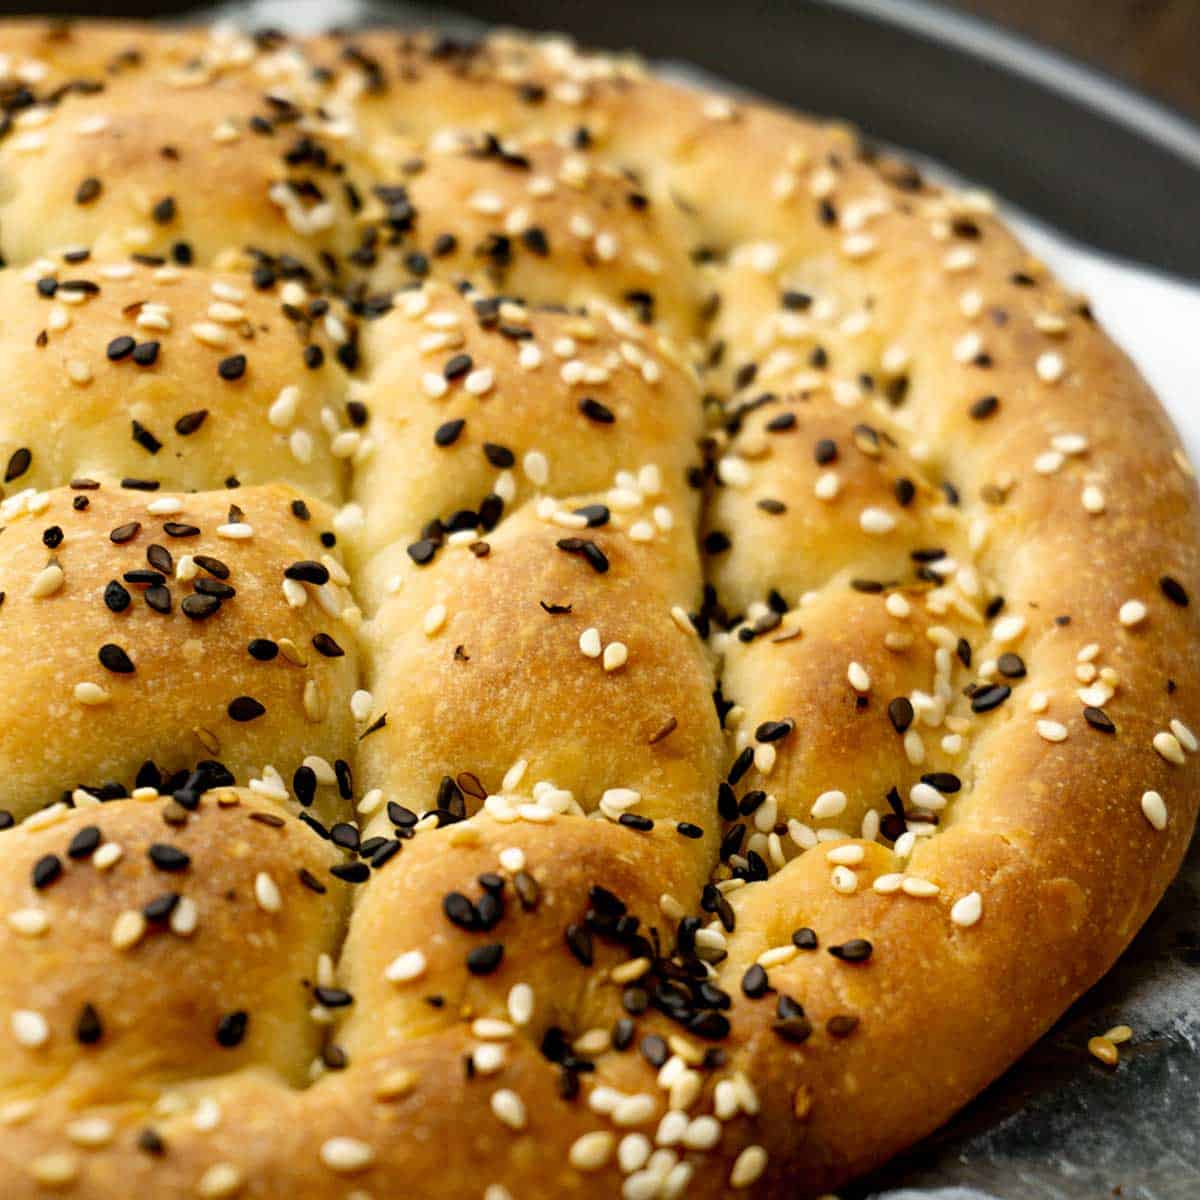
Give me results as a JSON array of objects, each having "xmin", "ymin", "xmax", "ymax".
[{"xmin": 0, "ymin": 19, "xmax": 1196, "ymax": 1200}]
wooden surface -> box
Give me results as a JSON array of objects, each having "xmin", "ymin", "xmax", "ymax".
[{"xmin": 957, "ymin": 0, "xmax": 1199, "ymax": 118}]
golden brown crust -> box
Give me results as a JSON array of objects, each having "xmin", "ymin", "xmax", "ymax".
[{"xmin": 0, "ymin": 17, "xmax": 1195, "ymax": 1200}]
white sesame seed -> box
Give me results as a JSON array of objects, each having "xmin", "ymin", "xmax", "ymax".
[
  {"xmin": 507, "ymin": 982, "xmax": 534, "ymax": 1026},
  {"xmin": 170, "ymin": 896, "xmax": 198, "ymax": 937},
  {"xmin": 872, "ymin": 873, "xmax": 905, "ymax": 894},
  {"xmin": 603, "ymin": 642, "xmax": 628, "ymax": 672},
  {"xmin": 951, "ymin": 891, "xmax": 983, "ymax": 927},
  {"xmin": 1140, "ymin": 790, "xmax": 1168, "ymax": 831},
  {"xmin": 826, "ymin": 844, "xmax": 864, "ymax": 865},
  {"xmin": 579, "ymin": 627, "xmax": 602, "ymax": 658},
  {"xmin": 1036, "ymin": 351, "xmax": 1065, "ymax": 383},
  {"xmin": 465, "ymin": 367, "xmax": 495, "ymax": 396},
  {"xmin": 1153, "ymin": 731, "xmax": 1186, "ymax": 765},
  {"xmin": 618, "ymin": 1132, "xmax": 652, "ymax": 1173},
  {"xmin": 1119, "ymin": 600, "xmax": 1147, "ymax": 627},
  {"xmin": 901, "ymin": 876, "xmax": 940, "ymax": 897},
  {"xmin": 991, "ymin": 614, "xmax": 1026, "ymax": 644},
  {"xmin": 191, "ymin": 321, "xmax": 230, "ymax": 348},
  {"xmin": 93, "ymin": 842, "xmax": 122, "ymax": 871},
  {"xmin": 814, "ymin": 471, "xmax": 840, "ymax": 501},
  {"xmin": 254, "ymin": 872, "xmax": 282, "ymax": 914},
  {"xmin": 1034, "ymin": 449, "xmax": 1065, "ymax": 475},
  {"xmin": 1082, "ymin": 485, "xmax": 1106, "ymax": 514},
  {"xmin": 1036, "ymin": 720, "xmax": 1069, "ymax": 743},
  {"xmin": 30, "ymin": 563, "xmax": 65, "ymax": 598},
  {"xmin": 423, "ymin": 603, "xmax": 447, "ymax": 636},
  {"xmin": 523, "ymin": 450, "xmax": 549, "ymax": 486},
  {"xmin": 490, "ymin": 1088, "xmax": 527, "ymax": 1130},
  {"xmin": 847, "ymin": 661, "xmax": 871, "ymax": 692},
  {"xmin": 385, "ymin": 950, "xmax": 427, "ymax": 983},
  {"xmin": 613, "ymin": 1094, "xmax": 656, "ymax": 1127},
  {"xmin": 111, "ymin": 909, "xmax": 146, "ymax": 950},
  {"xmin": 11, "ymin": 1009, "xmax": 48, "ymax": 1047},
  {"xmin": 216, "ymin": 522, "xmax": 253, "ymax": 540},
  {"xmin": 421, "ymin": 371, "xmax": 449, "ymax": 398},
  {"xmin": 859, "ymin": 506, "xmax": 896, "ymax": 534},
  {"xmin": 810, "ymin": 790, "xmax": 847, "ymax": 819},
  {"xmin": 73, "ymin": 681, "xmax": 111, "ymax": 706},
  {"xmin": 7, "ymin": 908, "xmax": 49, "ymax": 937},
  {"xmin": 730, "ymin": 1145, "xmax": 768, "ymax": 1188},
  {"xmin": 66, "ymin": 1115, "xmax": 114, "ymax": 1147},
  {"xmin": 830, "ymin": 865, "xmax": 858, "ymax": 894},
  {"xmin": 319, "ymin": 1137, "xmax": 374, "ymax": 1173},
  {"xmin": 1171, "ymin": 718, "xmax": 1197, "ymax": 752},
  {"xmin": 570, "ymin": 1130, "xmax": 614, "ymax": 1171},
  {"xmin": 31, "ymin": 1153, "xmax": 79, "ymax": 1188}
]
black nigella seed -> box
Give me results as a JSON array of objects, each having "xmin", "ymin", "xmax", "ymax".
[
  {"xmin": 443, "ymin": 892, "xmax": 478, "ymax": 930},
  {"xmin": 132, "ymin": 341, "xmax": 160, "ymax": 366},
  {"xmin": 5, "ymin": 447, "xmax": 32, "ymax": 483},
  {"xmin": 387, "ymin": 802, "xmax": 417, "ymax": 829},
  {"xmin": 466, "ymin": 943, "xmax": 504, "ymax": 975},
  {"xmin": 104, "ymin": 580, "xmax": 132, "ymax": 613},
  {"xmin": 828, "ymin": 938, "xmax": 873, "ymax": 963},
  {"xmin": 292, "ymin": 765, "xmax": 317, "ymax": 808},
  {"xmin": 181, "ymin": 594, "xmax": 222, "ymax": 620},
  {"xmin": 143, "ymin": 892, "xmax": 180, "ymax": 922},
  {"xmin": 773, "ymin": 1015, "xmax": 813, "ymax": 1044},
  {"xmin": 217, "ymin": 354, "xmax": 247, "ymax": 381},
  {"xmin": 483, "ymin": 442, "xmax": 514, "ymax": 468},
  {"xmin": 969, "ymin": 394, "xmax": 999, "ymax": 419},
  {"xmin": 579, "ymin": 396, "xmax": 615, "ymax": 424},
  {"xmin": 312, "ymin": 633, "xmax": 345, "ymax": 662},
  {"xmin": 565, "ymin": 923, "xmax": 593, "ymax": 966},
  {"xmin": 110, "ymin": 521, "xmax": 141, "ymax": 544},
  {"xmin": 1161, "ymin": 575, "xmax": 1189, "ymax": 606},
  {"xmin": 997, "ymin": 652, "xmax": 1026, "ymax": 678},
  {"xmin": 67, "ymin": 826, "xmax": 101, "ymax": 859},
  {"xmin": 887, "ymin": 696, "xmax": 914, "ymax": 733},
  {"xmin": 248, "ymin": 638, "xmax": 278, "ymax": 661},
  {"xmin": 443, "ymin": 353, "xmax": 472, "ymax": 380},
  {"xmin": 106, "ymin": 335, "xmax": 136, "ymax": 361},
  {"xmin": 742, "ymin": 963, "xmax": 770, "ymax": 998},
  {"xmin": 227, "ymin": 696, "xmax": 265, "ymax": 722},
  {"xmin": 434, "ymin": 419, "xmax": 465, "ymax": 447},
  {"xmin": 75, "ymin": 176, "xmax": 102, "ymax": 205},
  {"xmin": 174, "ymin": 410, "xmax": 207, "ymax": 436},
  {"xmin": 215, "ymin": 1010, "xmax": 248, "ymax": 1047},
  {"xmin": 970, "ymin": 683, "xmax": 1011, "ymax": 713},
  {"xmin": 754, "ymin": 719, "xmax": 794, "ymax": 743},
  {"xmin": 407, "ymin": 539, "xmax": 437, "ymax": 566},
  {"xmin": 32, "ymin": 854, "xmax": 63, "ymax": 889},
  {"xmin": 792, "ymin": 927, "xmax": 818, "ymax": 950},
  {"xmin": 284, "ymin": 560, "xmax": 329, "ymax": 585},
  {"xmin": 98, "ymin": 643, "xmax": 135, "ymax": 674},
  {"xmin": 330, "ymin": 862, "xmax": 370, "ymax": 884},
  {"xmin": 1084, "ymin": 706, "xmax": 1116, "ymax": 733},
  {"xmin": 75, "ymin": 1003, "xmax": 103, "ymax": 1045},
  {"xmin": 148, "ymin": 843, "xmax": 190, "ymax": 871}
]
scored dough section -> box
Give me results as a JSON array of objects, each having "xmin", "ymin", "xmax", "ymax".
[{"xmin": 0, "ymin": 482, "xmax": 359, "ymax": 825}]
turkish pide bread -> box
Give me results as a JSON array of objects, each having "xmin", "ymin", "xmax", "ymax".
[{"xmin": 0, "ymin": 19, "xmax": 1195, "ymax": 1199}]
